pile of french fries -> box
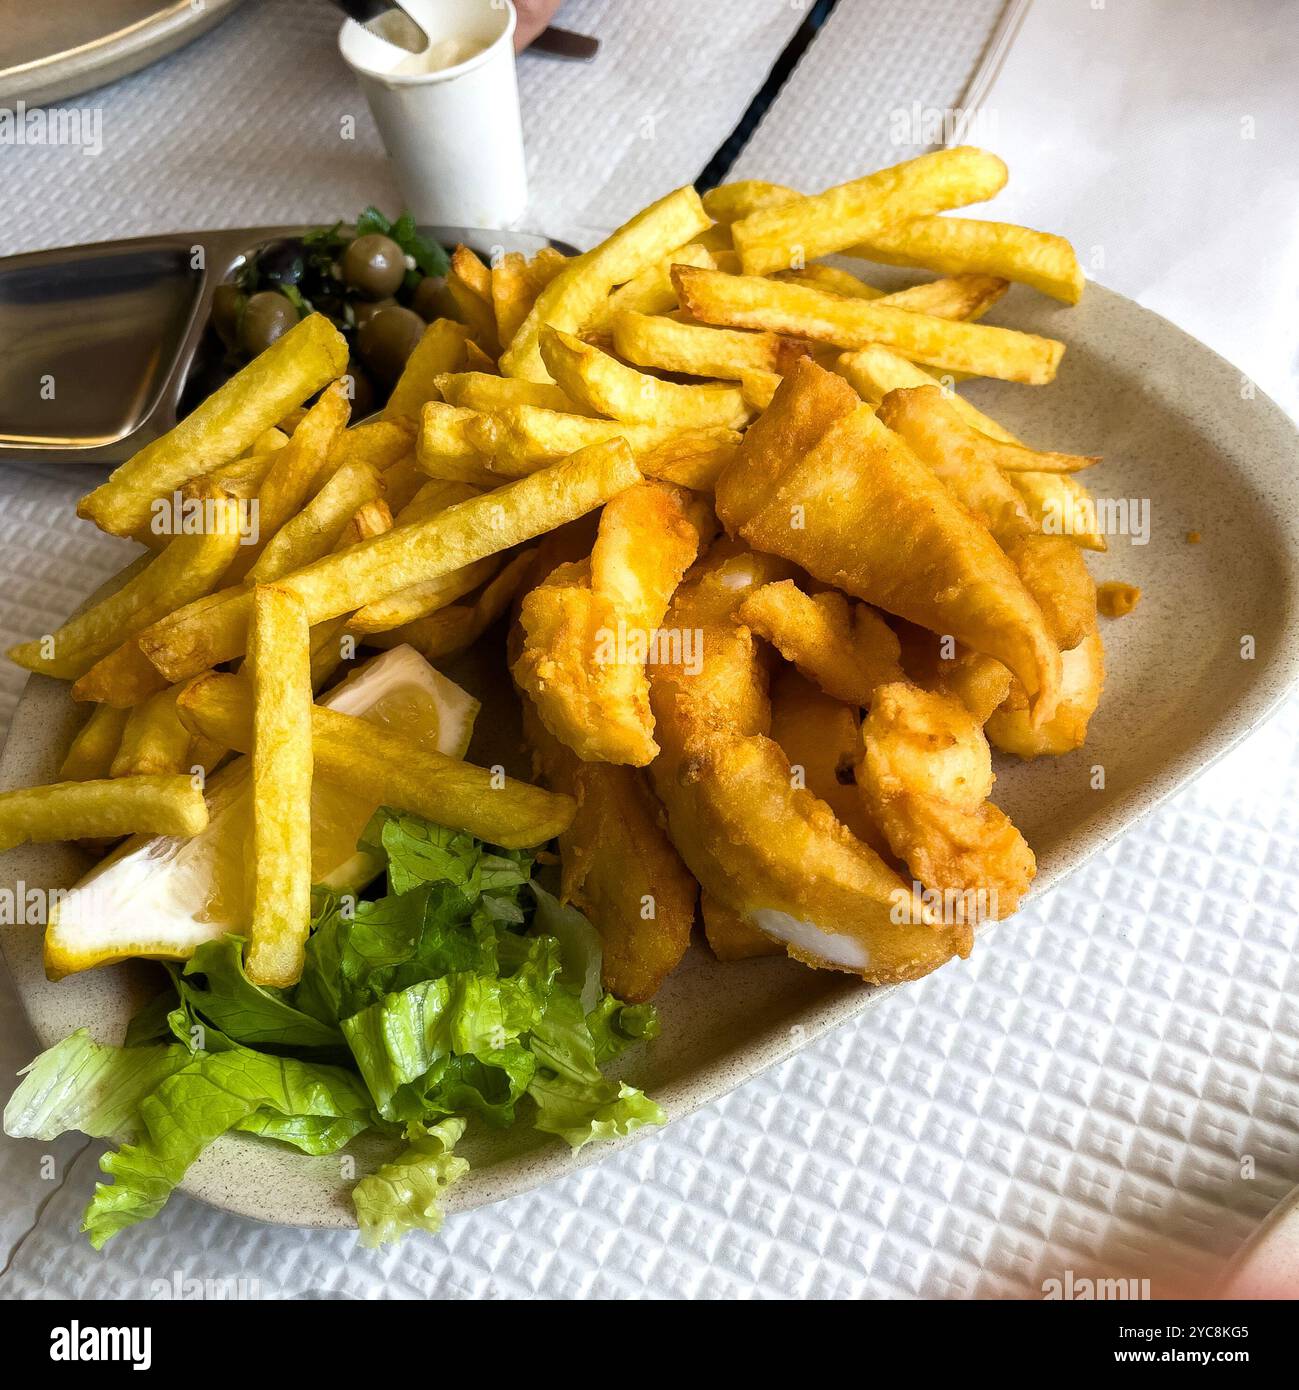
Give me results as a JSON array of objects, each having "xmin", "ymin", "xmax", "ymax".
[{"xmin": 1, "ymin": 145, "xmax": 1118, "ymax": 999}]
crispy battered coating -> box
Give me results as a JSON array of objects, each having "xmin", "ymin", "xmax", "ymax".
[
  {"xmin": 879, "ymin": 385, "xmax": 1096, "ymax": 652},
  {"xmin": 858, "ymin": 683, "xmax": 1035, "ymax": 922},
  {"xmin": 894, "ymin": 620, "xmax": 1013, "ymax": 724},
  {"xmin": 768, "ymin": 666, "xmax": 891, "ymax": 858},
  {"xmin": 987, "ymin": 624, "xmax": 1105, "ymax": 758},
  {"xmin": 521, "ymin": 696, "xmax": 697, "ymax": 1001},
  {"xmin": 739, "ymin": 581, "xmax": 905, "ymax": 707},
  {"xmin": 701, "ymin": 892, "xmax": 783, "ymax": 961},
  {"xmin": 649, "ymin": 548, "xmax": 970, "ymax": 982},
  {"xmin": 715, "ymin": 360, "xmax": 1061, "ymax": 724},
  {"xmin": 513, "ymin": 481, "xmax": 710, "ymax": 764}
]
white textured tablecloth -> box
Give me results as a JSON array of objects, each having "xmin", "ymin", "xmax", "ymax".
[{"xmin": 2, "ymin": 0, "xmax": 1298, "ymax": 1301}]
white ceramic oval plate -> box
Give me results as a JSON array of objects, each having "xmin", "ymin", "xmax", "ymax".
[{"xmin": 3, "ymin": 278, "xmax": 1299, "ymax": 1232}]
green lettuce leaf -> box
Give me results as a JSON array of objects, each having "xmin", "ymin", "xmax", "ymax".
[
  {"xmin": 353, "ymin": 1117, "xmax": 468, "ymax": 1247},
  {"xmin": 530, "ymin": 883, "xmax": 602, "ymax": 1011},
  {"xmin": 342, "ymin": 974, "xmax": 523, "ymax": 1123},
  {"xmin": 83, "ymin": 1046, "xmax": 373, "ymax": 1248},
  {"xmin": 586, "ymin": 995, "xmax": 661, "ymax": 1064},
  {"xmin": 527, "ymin": 988, "xmax": 665, "ymax": 1149},
  {"xmin": 3, "ymin": 1029, "xmax": 193, "ymax": 1144},
  {"xmin": 176, "ymin": 937, "xmax": 344, "ymax": 1051}
]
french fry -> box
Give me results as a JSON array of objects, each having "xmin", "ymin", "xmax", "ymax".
[
  {"xmin": 246, "ymin": 586, "xmax": 314, "ymax": 986},
  {"xmin": 468, "ymin": 403, "xmax": 739, "ymax": 481},
  {"xmin": 329, "ymin": 418, "xmax": 415, "ymax": 473},
  {"xmin": 491, "ymin": 251, "xmax": 536, "ymax": 346},
  {"xmin": 176, "ymin": 671, "xmax": 575, "ymax": 848},
  {"xmin": 701, "ymin": 179, "xmax": 798, "ymax": 223},
  {"xmin": 675, "ymin": 267, "xmax": 1064, "ymax": 385},
  {"xmin": 739, "ymin": 581, "xmax": 905, "ymax": 707},
  {"xmin": 435, "ymin": 370, "xmax": 588, "ymax": 416},
  {"xmin": 451, "ymin": 243, "xmax": 492, "ymax": 300},
  {"xmin": 852, "ymin": 216, "xmax": 1085, "ymax": 304},
  {"xmin": 59, "ymin": 703, "xmax": 130, "ymax": 781},
  {"xmin": 612, "ymin": 309, "xmax": 810, "ymax": 381},
  {"xmin": 78, "ymin": 314, "xmax": 348, "ymax": 538},
  {"xmin": 307, "ymin": 500, "xmax": 395, "ymax": 692},
  {"xmin": 382, "ymin": 318, "xmax": 469, "ymax": 423},
  {"xmin": 416, "ymin": 402, "xmax": 498, "ymax": 486},
  {"xmin": 539, "ymin": 326, "xmax": 753, "ymax": 429},
  {"xmin": 139, "ymin": 439, "xmax": 643, "ymax": 680},
  {"xmin": 877, "ymin": 383, "xmax": 1097, "ymax": 476},
  {"xmin": 247, "ymin": 459, "xmax": 385, "ymax": 582},
  {"xmin": 0, "ymin": 775, "xmax": 209, "ymax": 852},
  {"xmin": 8, "ymin": 497, "xmax": 244, "ymax": 680},
  {"xmin": 448, "ymin": 246, "xmax": 500, "ymax": 355},
  {"xmin": 730, "ymin": 147, "xmax": 1008, "ymax": 275},
  {"xmin": 501, "ymin": 185, "xmax": 710, "ymax": 381},
  {"xmin": 739, "ymin": 370, "xmax": 782, "ymax": 412},
  {"xmin": 392, "ymin": 478, "xmax": 481, "ymax": 525},
  {"xmin": 529, "ymin": 246, "xmax": 569, "ymax": 284},
  {"xmin": 110, "ymin": 688, "xmax": 193, "ymax": 777},
  {"xmin": 72, "ymin": 590, "xmax": 236, "ymax": 707},
  {"xmin": 835, "ymin": 343, "xmax": 961, "ymax": 406},
  {"xmin": 378, "ymin": 454, "xmax": 428, "ymax": 514},
  {"xmin": 368, "ymin": 550, "xmax": 535, "ymax": 660},
  {"xmin": 775, "ymin": 263, "xmax": 886, "ymax": 299},
  {"xmin": 585, "ymin": 241, "xmax": 715, "ymax": 332},
  {"xmin": 196, "ymin": 448, "xmax": 280, "ymax": 501},
  {"xmin": 877, "ymin": 273, "xmax": 1009, "ymax": 321},
  {"xmin": 1011, "ymin": 470, "xmax": 1109, "ymax": 552},
  {"xmin": 243, "ymin": 427, "xmax": 289, "ymax": 457},
  {"xmin": 224, "ymin": 380, "xmax": 351, "ymax": 582},
  {"xmin": 463, "ymin": 339, "xmax": 498, "ymax": 374},
  {"xmin": 350, "ymin": 556, "xmax": 499, "ymax": 634}
]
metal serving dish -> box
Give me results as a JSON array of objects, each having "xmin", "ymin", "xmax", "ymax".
[{"xmin": 0, "ymin": 225, "xmax": 568, "ymax": 468}]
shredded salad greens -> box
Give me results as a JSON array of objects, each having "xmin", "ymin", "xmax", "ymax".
[{"xmin": 4, "ymin": 811, "xmax": 663, "ymax": 1248}]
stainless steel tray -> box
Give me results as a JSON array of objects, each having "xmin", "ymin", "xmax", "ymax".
[
  {"xmin": 0, "ymin": 225, "xmax": 568, "ymax": 468},
  {"xmin": 0, "ymin": 1, "xmax": 247, "ymax": 109}
]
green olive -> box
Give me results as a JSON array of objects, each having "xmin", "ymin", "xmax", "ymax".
[
  {"xmin": 343, "ymin": 360, "xmax": 376, "ymax": 417},
  {"xmin": 238, "ymin": 291, "xmax": 297, "ymax": 357},
  {"xmin": 411, "ymin": 274, "xmax": 458, "ymax": 323},
  {"xmin": 352, "ymin": 297, "xmax": 396, "ymax": 331},
  {"xmin": 357, "ymin": 305, "xmax": 425, "ymax": 384},
  {"xmin": 342, "ymin": 233, "xmax": 406, "ymax": 298},
  {"xmin": 211, "ymin": 283, "xmax": 244, "ymax": 350}
]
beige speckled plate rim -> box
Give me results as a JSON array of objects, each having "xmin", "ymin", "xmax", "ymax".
[{"xmin": 3, "ymin": 277, "xmax": 1299, "ymax": 1234}]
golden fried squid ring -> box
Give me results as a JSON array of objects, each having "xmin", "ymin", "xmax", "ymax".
[
  {"xmin": 512, "ymin": 481, "xmax": 712, "ymax": 765},
  {"xmin": 715, "ymin": 360, "xmax": 1062, "ymax": 725},
  {"xmin": 857, "ymin": 683, "xmax": 1035, "ymax": 922},
  {"xmin": 986, "ymin": 623, "xmax": 1105, "ymax": 758},
  {"xmin": 648, "ymin": 544, "xmax": 969, "ymax": 982}
]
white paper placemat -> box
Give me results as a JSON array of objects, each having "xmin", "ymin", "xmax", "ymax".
[{"xmin": 3, "ymin": 0, "xmax": 1298, "ymax": 1301}]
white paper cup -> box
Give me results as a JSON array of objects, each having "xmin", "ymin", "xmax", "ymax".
[{"xmin": 339, "ymin": 0, "xmax": 528, "ymax": 229}]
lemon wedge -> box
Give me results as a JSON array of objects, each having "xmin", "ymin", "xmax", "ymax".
[{"xmin": 45, "ymin": 646, "xmax": 480, "ymax": 979}]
